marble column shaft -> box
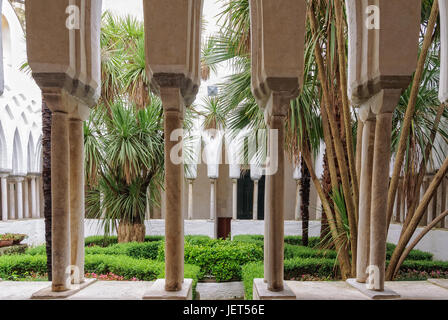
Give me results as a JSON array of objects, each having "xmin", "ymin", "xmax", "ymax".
[
  {"xmin": 266, "ymin": 114, "xmax": 285, "ymax": 291},
  {"xmin": 369, "ymin": 111, "xmax": 394, "ymax": 291},
  {"xmin": 210, "ymin": 179, "xmax": 216, "ymax": 221},
  {"xmin": 1, "ymin": 176, "xmax": 7, "ymax": 221},
  {"xmin": 162, "ymin": 89, "xmax": 184, "ymax": 292},
  {"xmin": 294, "ymin": 180, "xmax": 300, "ymax": 221},
  {"xmin": 356, "ymin": 116, "xmax": 376, "ymax": 283},
  {"xmin": 232, "ymin": 179, "xmax": 238, "ymax": 220},
  {"xmin": 69, "ymin": 118, "xmax": 85, "ymax": 284},
  {"xmin": 8, "ymin": 181, "xmax": 14, "ymax": 219},
  {"xmin": 23, "ymin": 178, "xmax": 29, "ymax": 219},
  {"xmin": 253, "ymin": 180, "xmax": 259, "ymax": 220},
  {"xmin": 188, "ymin": 180, "xmax": 194, "ymax": 220},
  {"xmin": 51, "ymin": 111, "xmax": 71, "ymax": 292},
  {"xmin": 16, "ymin": 178, "xmax": 23, "ymax": 220},
  {"xmin": 30, "ymin": 177, "xmax": 37, "ymax": 218}
]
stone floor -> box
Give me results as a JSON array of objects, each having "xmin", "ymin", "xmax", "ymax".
[{"xmin": 0, "ymin": 280, "xmax": 446, "ymax": 300}]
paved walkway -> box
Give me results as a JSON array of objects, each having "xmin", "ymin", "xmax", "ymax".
[{"xmin": 0, "ymin": 280, "xmax": 447, "ymax": 300}]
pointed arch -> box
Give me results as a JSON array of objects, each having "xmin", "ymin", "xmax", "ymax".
[
  {"xmin": 12, "ymin": 128, "xmax": 23, "ymax": 175},
  {"xmin": 34, "ymin": 134, "xmax": 42, "ymax": 173},
  {"xmin": 27, "ymin": 132, "xmax": 35, "ymax": 173}
]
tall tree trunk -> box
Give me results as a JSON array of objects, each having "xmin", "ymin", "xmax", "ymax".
[
  {"xmin": 300, "ymin": 156, "xmax": 311, "ymax": 247},
  {"xmin": 42, "ymin": 99, "xmax": 52, "ymax": 280},
  {"xmin": 320, "ymin": 149, "xmax": 333, "ymax": 248},
  {"xmin": 117, "ymin": 220, "xmax": 145, "ymax": 243}
]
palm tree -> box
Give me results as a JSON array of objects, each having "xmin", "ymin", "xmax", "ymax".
[
  {"xmin": 84, "ymin": 100, "xmax": 164, "ymax": 242},
  {"xmin": 300, "ymin": 156, "xmax": 311, "ymax": 247},
  {"xmin": 205, "ymin": 0, "xmax": 448, "ymax": 280}
]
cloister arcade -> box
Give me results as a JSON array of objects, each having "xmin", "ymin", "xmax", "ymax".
[
  {"xmin": 0, "ymin": 0, "xmax": 44, "ymax": 224},
  {"xmin": 0, "ymin": 0, "xmax": 445, "ymax": 300}
]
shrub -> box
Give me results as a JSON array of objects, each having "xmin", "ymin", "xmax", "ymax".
[
  {"xmin": 400, "ymin": 260, "xmax": 448, "ymax": 272},
  {"xmin": 0, "ymin": 245, "xmax": 28, "ymax": 256},
  {"xmin": 386, "ymin": 243, "xmax": 433, "ymax": 261},
  {"xmin": 284, "ymin": 244, "xmax": 337, "ymax": 260},
  {"xmin": 185, "ymin": 235, "xmax": 212, "ymax": 246},
  {"xmin": 284, "ymin": 236, "xmax": 321, "ymax": 248},
  {"xmin": 0, "ymin": 253, "xmax": 200, "ymax": 297},
  {"xmin": 158, "ymin": 239, "xmax": 263, "ymax": 281},
  {"xmin": 25, "ymin": 245, "xmax": 46, "ymax": 256},
  {"xmin": 241, "ymin": 258, "xmax": 339, "ymax": 300},
  {"xmin": 284, "ymin": 257, "xmax": 339, "ymax": 279},
  {"xmin": 241, "ymin": 262, "xmax": 264, "ymax": 300},
  {"xmin": 84, "ymin": 242, "xmax": 162, "ymax": 260},
  {"xmin": 0, "ymin": 255, "xmax": 47, "ymax": 279},
  {"xmin": 84, "ymin": 235, "xmax": 165, "ymax": 247},
  {"xmin": 234, "ymin": 235, "xmax": 322, "ymax": 248}
]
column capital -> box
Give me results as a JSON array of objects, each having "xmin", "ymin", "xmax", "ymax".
[
  {"xmin": 359, "ymin": 104, "xmax": 376, "ymax": 122},
  {"xmin": 8, "ymin": 175, "xmax": 25, "ymax": 183},
  {"xmin": 0, "ymin": 171, "xmax": 11, "ymax": 178},
  {"xmin": 42, "ymin": 88, "xmax": 76, "ymax": 114},
  {"xmin": 27, "ymin": 173, "xmax": 42, "ymax": 178},
  {"xmin": 370, "ymin": 89, "xmax": 403, "ymax": 115},
  {"xmin": 265, "ymin": 91, "xmax": 292, "ymax": 122}
]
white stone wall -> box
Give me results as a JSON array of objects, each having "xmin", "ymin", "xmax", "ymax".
[{"xmin": 0, "ymin": 1, "xmax": 42, "ymax": 175}]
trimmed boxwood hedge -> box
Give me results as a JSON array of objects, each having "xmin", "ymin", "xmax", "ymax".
[
  {"xmin": 0, "ymin": 254, "xmax": 201, "ymax": 298},
  {"xmin": 84, "ymin": 235, "xmax": 165, "ymax": 247},
  {"xmin": 234, "ymin": 235, "xmax": 433, "ymax": 262},
  {"xmin": 158, "ymin": 239, "xmax": 264, "ymax": 281}
]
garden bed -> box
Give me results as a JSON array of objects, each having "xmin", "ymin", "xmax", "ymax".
[{"xmin": 1, "ymin": 234, "xmax": 446, "ymax": 300}]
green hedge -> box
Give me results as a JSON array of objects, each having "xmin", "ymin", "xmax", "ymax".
[
  {"xmin": 400, "ymin": 260, "xmax": 448, "ymax": 271},
  {"xmin": 386, "ymin": 243, "xmax": 433, "ymax": 261},
  {"xmin": 158, "ymin": 239, "xmax": 263, "ymax": 281},
  {"xmin": 0, "ymin": 254, "xmax": 200, "ymax": 298},
  {"xmin": 241, "ymin": 262, "xmax": 263, "ymax": 300},
  {"xmin": 241, "ymin": 259, "xmax": 338, "ymax": 301},
  {"xmin": 84, "ymin": 235, "xmax": 165, "ymax": 247},
  {"xmin": 234, "ymin": 235, "xmax": 321, "ymax": 248},
  {"xmin": 284, "ymin": 244, "xmax": 337, "ymax": 260}
]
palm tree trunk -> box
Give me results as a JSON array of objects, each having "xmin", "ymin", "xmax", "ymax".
[
  {"xmin": 300, "ymin": 156, "xmax": 311, "ymax": 247},
  {"xmin": 42, "ymin": 98, "xmax": 52, "ymax": 280},
  {"xmin": 320, "ymin": 149, "xmax": 333, "ymax": 248},
  {"xmin": 117, "ymin": 220, "xmax": 145, "ymax": 243}
]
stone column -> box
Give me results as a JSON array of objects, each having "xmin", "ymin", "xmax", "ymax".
[
  {"xmin": 294, "ymin": 180, "xmax": 300, "ymax": 221},
  {"xmin": 209, "ymin": 179, "xmax": 216, "ymax": 221},
  {"xmin": 266, "ymin": 94, "xmax": 286, "ymax": 291},
  {"xmin": 356, "ymin": 107, "xmax": 376, "ymax": 283},
  {"xmin": 37, "ymin": 177, "xmax": 42, "ymax": 218},
  {"xmin": 162, "ymin": 87, "xmax": 184, "ymax": 292},
  {"xmin": 51, "ymin": 111, "xmax": 71, "ymax": 292},
  {"xmin": 232, "ymin": 179, "xmax": 238, "ymax": 220},
  {"xmin": 253, "ymin": 179, "xmax": 259, "ymax": 220},
  {"xmin": 264, "ymin": 173, "xmax": 270, "ymax": 284},
  {"xmin": 30, "ymin": 176, "xmax": 37, "ymax": 218},
  {"xmin": 69, "ymin": 117, "xmax": 85, "ymax": 284},
  {"xmin": 369, "ymin": 89, "xmax": 401, "ymax": 291},
  {"xmin": 187, "ymin": 179, "xmax": 194, "ymax": 220},
  {"xmin": 1, "ymin": 174, "xmax": 8, "ymax": 221},
  {"xmin": 16, "ymin": 177, "xmax": 24, "ymax": 220},
  {"xmin": 8, "ymin": 181, "xmax": 14, "ymax": 219},
  {"xmin": 23, "ymin": 178, "xmax": 29, "ymax": 219}
]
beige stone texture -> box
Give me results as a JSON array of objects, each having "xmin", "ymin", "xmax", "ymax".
[{"xmin": 161, "ymin": 88, "xmax": 185, "ymax": 291}]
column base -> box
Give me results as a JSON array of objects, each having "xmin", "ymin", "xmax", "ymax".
[
  {"xmin": 427, "ymin": 279, "xmax": 448, "ymax": 290},
  {"xmin": 253, "ymin": 278, "xmax": 296, "ymax": 300},
  {"xmin": 142, "ymin": 279, "xmax": 193, "ymax": 300},
  {"xmin": 31, "ymin": 279, "xmax": 97, "ymax": 299},
  {"xmin": 346, "ymin": 278, "xmax": 400, "ymax": 300}
]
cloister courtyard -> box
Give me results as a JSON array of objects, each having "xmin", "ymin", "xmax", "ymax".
[{"xmin": 0, "ymin": 0, "xmax": 448, "ymax": 303}]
